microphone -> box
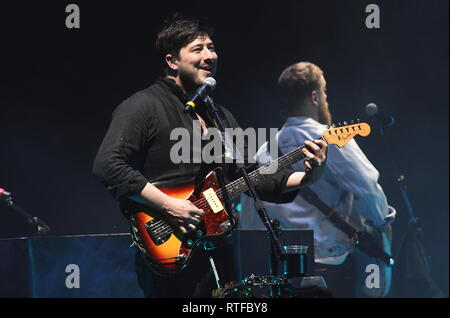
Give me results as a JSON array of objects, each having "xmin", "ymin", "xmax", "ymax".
[
  {"xmin": 184, "ymin": 77, "xmax": 217, "ymax": 113},
  {"xmin": 366, "ymin": 103, "xmax": 395, "ymax": 126}
]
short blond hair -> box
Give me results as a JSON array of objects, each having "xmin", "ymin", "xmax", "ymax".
[{"xmin": 278, "ymin": 62, "xmax": 324, "ymax": 107}]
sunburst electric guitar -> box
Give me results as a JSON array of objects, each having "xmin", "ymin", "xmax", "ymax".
[{"xmin": 129, "ymin": 122, "xmax": 371, "ymax": 275}]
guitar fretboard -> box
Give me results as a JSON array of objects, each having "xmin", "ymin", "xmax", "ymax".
[{"xmin": 224, "ymin": 137, "xmax": 324, "ymax": 199}]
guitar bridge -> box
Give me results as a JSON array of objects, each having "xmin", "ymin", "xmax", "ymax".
[{"xmin": 145, "ymin": 220, "xmax": 172, "ymax": 246}]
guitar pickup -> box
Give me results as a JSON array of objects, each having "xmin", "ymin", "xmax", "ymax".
[{"xmin": 202, "ymin": 188, "xmax": 224, "ymax": 213}]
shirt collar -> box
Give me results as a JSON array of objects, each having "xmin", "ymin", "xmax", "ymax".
[
  {"xmin": 284, "ymin": 116, "xmax": 322, "ymax": 127},
  {"xmin": 157, "ymin": 77, "xmax": 189, "ymax": 104}
]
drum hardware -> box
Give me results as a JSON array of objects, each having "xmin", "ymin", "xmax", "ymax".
[
  {"xmin": 215, "ymin": 274, "xmax": 287, "ymax": 298},
  {"xmin": 215, "ymin": 273, "xmax": 330, "ymax": 298}
]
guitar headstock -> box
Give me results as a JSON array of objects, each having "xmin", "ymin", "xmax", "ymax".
[{"xmin": 322, "ymin": 121, "xmax": 371, "ymax": 148}]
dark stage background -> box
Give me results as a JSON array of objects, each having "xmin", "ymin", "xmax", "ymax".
[{"xmin": 0, "ymin": 1, "xmax": 448, "ymax": 296}]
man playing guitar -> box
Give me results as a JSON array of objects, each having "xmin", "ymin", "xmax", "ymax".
[{"xmin": 93, "ymin": 16, "xmax": 327, "ymax": 297}]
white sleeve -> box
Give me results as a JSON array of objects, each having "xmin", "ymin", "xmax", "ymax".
[{"xmin": 325, "ymin": 139, "xmax": 390, "ymax": 227}]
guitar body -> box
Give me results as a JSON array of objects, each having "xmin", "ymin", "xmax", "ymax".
[{"xmin": 129, "ymin": 169, "xmax": 234, "ymax": 275}]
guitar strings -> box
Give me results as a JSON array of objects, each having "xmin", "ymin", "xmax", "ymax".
[
  {"xmin": 191, "ymin": 153, "xmax": 303, "ymax": 210},
  {"xmin": 150, "ymin": 140, "xmax": 314, "ymax": 238},
  {"xmin": 147, "ymin": 129, "xmax": 360, "ymax": 240},
  {"xmin": 198, "ymin": 134, "xmax": 331, "ymax": 207},
  {"xmin": 191, "ymin": 144, "xmax": 309, "ymax": 210},
  {"xmin": 151, "ymin": 223, "xmax": 173, "ymax": 235},
  {"xmin": 147, "ymin": 220, "xmax": 170, "ymax": 233},
  {"xmin": 148, "ymin": 219, "xmax": 166, "ymax": 228},
  {"xmin": 146, "ymin": 146, "xmax": 310, "ymax": 239},
  {"xmin": 150, "ymin": 130, "xmax": 358, "ymax": 236}
]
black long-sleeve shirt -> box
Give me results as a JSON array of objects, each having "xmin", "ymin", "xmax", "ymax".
[{"xmin": 93, "ymin": 77, "xmax": 298, "ymax": 205}]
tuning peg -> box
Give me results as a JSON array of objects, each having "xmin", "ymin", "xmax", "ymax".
[
  {"xmin": 343, "ymin": 121, "xmax": 348, "ymax": 125},
  {"xmin": 350, "ymin": 120, "xmax": 355, "ymax": 124},
  {"xmin": 331, "ymin": 123, "xmax": 336, "ymax": 128},
  {"xmin": 356, "ymin": 118, "xmax": 361, "ymax": 123},
  {"xmin": 337, "ymin": 122, "xmax": 342, "ymax": 127}
]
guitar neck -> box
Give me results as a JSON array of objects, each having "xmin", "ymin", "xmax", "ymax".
[{"xmin": 225, "ymin": 137, "xmax": 325, "ymax": 199}]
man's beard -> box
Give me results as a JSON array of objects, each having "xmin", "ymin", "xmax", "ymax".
[
  {"xmin": 179, "ymin": 71, "xmax": 201, "ymax": 94},
  {"xmin": 318, "ymin": 100, "xmax": 332, "ymax": 126}
]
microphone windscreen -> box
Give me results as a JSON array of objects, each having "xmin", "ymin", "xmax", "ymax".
[
  {"xmin": 204, "ymin": 77, "xmax": 217, "ymax": 91},
  {"xmin": 366, "ymin": 103, "xmax": 379, "ymax": 116}
]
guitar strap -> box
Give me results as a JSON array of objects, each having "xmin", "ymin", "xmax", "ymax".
[{"xmin": 297, "ymin": 187, "xmax": 358, "ymax": 239}]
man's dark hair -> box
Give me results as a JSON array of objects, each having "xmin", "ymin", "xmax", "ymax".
[{"xmin": 156, "ymin": 14, "xmax": 214, "ymax": 68}]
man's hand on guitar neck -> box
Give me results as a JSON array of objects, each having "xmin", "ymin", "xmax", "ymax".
[
  {"xmin": 302, "ymin": 139, "xmax": 328, "ymax": 184},
  {"xmin": 303, "ymin": 140, "xmax": 327, "ymax": 171},
  {"xmin": 285, "ymin": 139, "xmax": 328, "ymax": 191},
  {"xmin": 137, "ymin": 183, "xmax": 205, "ymax": 234}
]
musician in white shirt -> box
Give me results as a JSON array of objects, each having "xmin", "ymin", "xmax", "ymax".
[{"xmin": 239, "ymin": 61, "xmax": 395, "ymax": 297}]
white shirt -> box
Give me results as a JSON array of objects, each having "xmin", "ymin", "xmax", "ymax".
[{"xmin": 239, "ymin": 117, "xmax": 393, "ymax": 265}]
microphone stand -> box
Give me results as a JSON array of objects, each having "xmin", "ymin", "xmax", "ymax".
[
  {"xmin": 1, "ymin": 194, "xmax": 51, "ymax": 235},
  {"xmin": 375, "ymin": 121, "xmax": 443, "ymax": 297},
  {"xmin": 203, "ymin": 96, "xmax": 287, "ymax": 297},
  {"xmin": 239, "ymin": 169, "xmax": 286, "ymax": 298}
]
